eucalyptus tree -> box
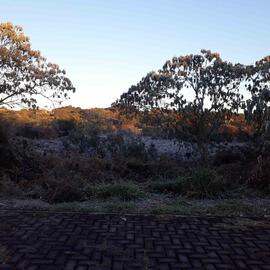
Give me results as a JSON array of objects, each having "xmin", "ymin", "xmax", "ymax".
[
  {"xmin": 244, "ymin": 56, "xmax": 270, "ymax": 137},
  {"xmin": 0, "ymin": 22, "xmax": 75, "ymax": 108},
  {"xmin": 242, "ymin": 56, "xmax": 270, "ymax": 183},
  {"xmin": 115, "ymin": 50, "xmax": 245, "ymax": 161}
]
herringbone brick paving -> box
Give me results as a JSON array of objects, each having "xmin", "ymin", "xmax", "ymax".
[{"xmin": 0, "ymin": 210, "xmax": 269, "ymax": 269}]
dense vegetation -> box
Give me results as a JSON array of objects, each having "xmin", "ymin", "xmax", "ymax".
[
  {"xmin": 0, "ymin": 106, "xmax": 266, "ymax": 204},
  {"xmin": 0, "ymin": 22, "xmax": 269, "ymax": 210}
]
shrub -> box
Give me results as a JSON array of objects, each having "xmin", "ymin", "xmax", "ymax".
[
  {"xmin": 71, "ymin": 157, "xmax": 111, "ymax": 180},
  {"xmin": 39, "ymin": 175, "xmax": 84, "ymax": 203},
  {"xmin": 122, "ymin": 139, "xmax": 148, "ymax": 160},
  {"xmin": 189, "ymin": 167, "xmax": 227, "ymax": 198},
  {"xmin": 102, "ymin": 133, "xmax": 150, "ymax": 160},
  {"xmin": 53, "ymin": 119, "xmax": 76, "ymax": 136},
  {"xmin": 149, "ymin": 168, "xmax": 229, "ymax": 198},
  {"xmin": 16, "ymin": 124, "xmax": 42, "ymax": 139},
  {"xmin": 47, "ymin": 183, "xmax": 83, "ymax": 203},
  {"xmin": 151, "ymin": 157, "xmax": 182, "ymax": 178},
  {"xmin": 110, "ymin": 154, "xmax": 182, "ymax": 180},
  {"xmin": 69, "ymin": 127, "xmax": 97, "ymax": 153}
]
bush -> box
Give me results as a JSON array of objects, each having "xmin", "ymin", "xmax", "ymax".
[
  {"xmin": 16, "ymin": 124, "xmax": 42, "ymax": 139},
  {"xmin": 151, "ymin": 157, "xmax": 182, "ymax": 178},
  {"xmin": 47, "ymin": 183, "xmax": 83, "ymax": 203},
  {"xmin": 189, "ymin": 167, "xmax": 227, "ymax": 198},
  {"xmin": 89, "ymin": 181, "xmax": 145, "ymax": 201},
  {"xmin": 38, "ymin": 175, "xmax": 84, "ymax": 203},
  {"xmin": 123, "ymin": 140, "xmax": 148, "ymax": 160},
  {"xmin": 53, "ymin": 119, "xmax": 76, "ymax": 136},
  {"xmin": 100, "ymin": 133, "xmax": 150, "ymax": 161},
  {"xmin": 71, "ymin": 157, "xmax": 111, "ymax": 180},
  {"xmin": 149, "ymin": 168, "xmax": 229, "ymax": 198}
]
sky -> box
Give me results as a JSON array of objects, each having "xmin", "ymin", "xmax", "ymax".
[{"xmin": 1, "ymin": 0, "xmax": 270, "ymax": 108}]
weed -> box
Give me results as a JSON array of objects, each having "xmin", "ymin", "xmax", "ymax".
[{"xmin": 189, "ymin": 167, "xmax": 227, "ymax": 198}]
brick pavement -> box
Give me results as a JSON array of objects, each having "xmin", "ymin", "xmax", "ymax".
[{"xmin": 0, "ymin": 210, "xmax": 269, "ymax": 269}]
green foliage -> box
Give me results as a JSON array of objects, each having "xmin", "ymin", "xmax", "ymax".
[{"xmin": 149, "ymin": 167, "xmax": 229, "ymax": 198}]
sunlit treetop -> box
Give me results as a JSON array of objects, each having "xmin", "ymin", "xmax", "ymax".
[{"xmin": 0, "ymin": 22, "xmax": 75, "ymax": 108}]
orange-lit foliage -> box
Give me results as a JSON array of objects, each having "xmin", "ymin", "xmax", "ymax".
[
  {"xmin": 0, "ymin": 22, "xmax": 75, "ymax": 108},
  {"xmin": 0, "ymin": 106, "xmax": 253, "ymax": 140},
  {"xmin": 219, "ymin": 115, "xmax": 254, "ymax": 140}
]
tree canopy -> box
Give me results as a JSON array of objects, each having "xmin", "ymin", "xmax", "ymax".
[
  {"xmin": 0, "ymin": 22, "xmax": 75, "ymax": 108},
  {"xmin": 115, "ymin": 50, "xmax": 246, "ymax": 158},
  {"xmin": 244, "ymin": 56, "xmax": 270, "ymax": 135}
]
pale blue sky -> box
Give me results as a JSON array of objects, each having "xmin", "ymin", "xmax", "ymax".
[{"xmin": 1, "ymin": 0, "xmax": 269, "ymax": 108}]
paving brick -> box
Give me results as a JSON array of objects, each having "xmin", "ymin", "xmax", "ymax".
[{"xmin": 0, "ymin": 210, "xmax": 269, "ymax": 269}]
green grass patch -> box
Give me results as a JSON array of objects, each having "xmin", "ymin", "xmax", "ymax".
[
  {"xmin": 148, "ymin": 167, "xmax": 231, "ymax": 198},
  {"xmin": 88, "ymin": 181, "xmax": 145, "ymax": 201}
]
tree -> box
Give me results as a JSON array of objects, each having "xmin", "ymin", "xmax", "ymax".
[
  {"xmin": 114, "ymin": 50, "xmax": 245, "ymax": 161},
  {"xmin": 243, "ymin": 56, "xmax": 270, "ymax": 185},
  {"xmin": 0, "ymin": 22, "xmax": 75, "ymax": 108},
  {"xmin": 244, "ymin": 56, "xmax": 270, "ymax": 137}
]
